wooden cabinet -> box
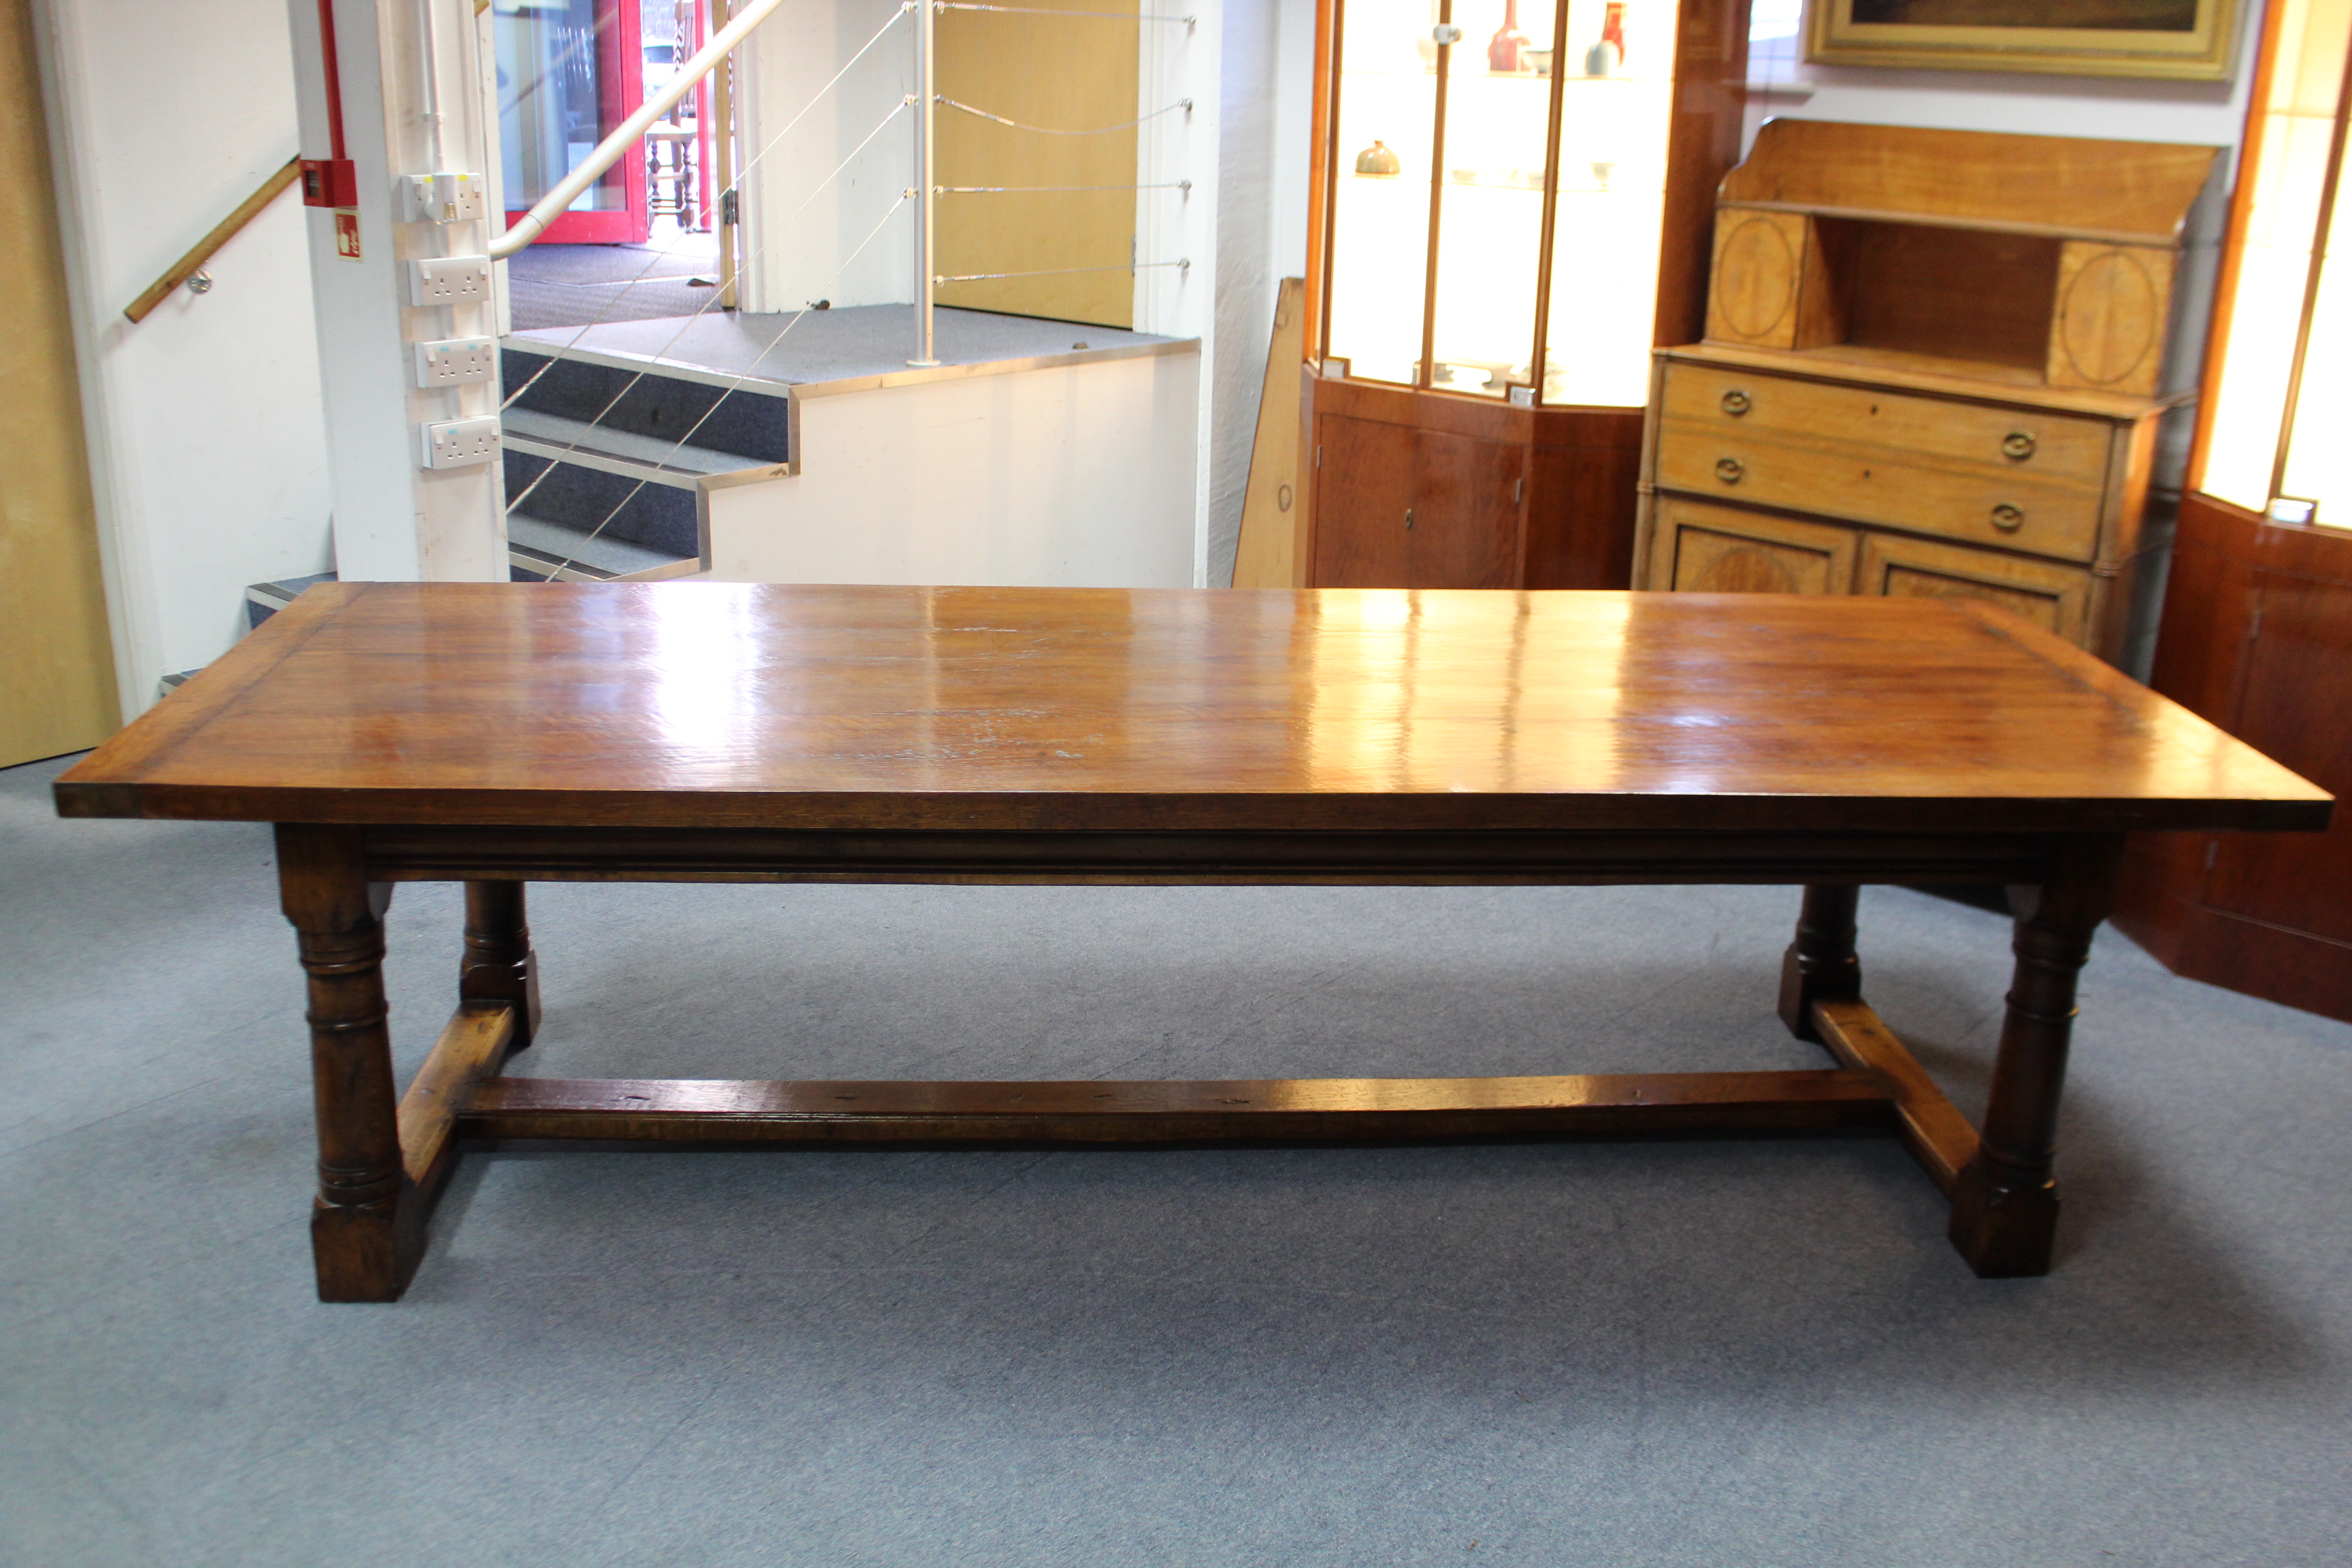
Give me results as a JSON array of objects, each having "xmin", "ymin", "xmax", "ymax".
[
  {"xmin": 1652, "ymin": 495, "xmax": 1855, "ymax": 595},
  {"xmin": 1311, "ymin": 416, "xmax": 1522, "ymax": 589},
  {"xmin": 2108, "ymin": 4, "xmax": 2351, "ymax": 1022},
  {"xmin": 1307, "ymin": 373, "xmax": 1642, "ymax": 591},
  {"xmin": 1634, "ymin": 120, "xmax": 2221, "ymax": 662},
  {"xmin": 2113, "ymin": 495, "xmax": 2352, "ymax": 1024},
  {"xmin": 1857, "ymin": 532, "xmax": 2090, "ymax": 640},
  {"xmin": 1294, "ymin": 0, "xmax": 1748, "ymax": 589}
]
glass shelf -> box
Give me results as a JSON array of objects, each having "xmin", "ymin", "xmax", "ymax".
[{"xmin": 1323, "ymin": 0, "xmax": 1679, "ymax": 405}]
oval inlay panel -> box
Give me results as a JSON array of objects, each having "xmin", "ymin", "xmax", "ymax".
[
  {"xmin": 1713, "ymin": 216, "xmax": 1797, "ymax": 343},
  {"xmin": 2059, "ymin": 250, "xmax": 2159, "ymax": 387}
]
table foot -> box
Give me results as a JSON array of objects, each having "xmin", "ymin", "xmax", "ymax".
[
  {"xmin": 460, "ymin": 881, "xmax": 540, "ymax": 1050},
  {"xmin": 1779, "ymin": 884, "xmax": 1861, "ymax": 1042},
  {"xmin": 279, "ymin": 825, "xmax": 417, "ymax": 1303},
  {"xmin": 1945, "ymin": 836, "xmax": 2123, "ymax": 1279},
  {"xmin": 1948, "ymin": 1168, "xmax": 2062, "ymax": 1277}
]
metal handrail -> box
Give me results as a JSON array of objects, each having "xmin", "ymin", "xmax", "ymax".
[
  {"xmin": 122, "ymin": 155, "xmax": 301, "ymax": 323},
  {"xmin": 489, "ymin": 0, "xmax": 794, "ymax": 258}
]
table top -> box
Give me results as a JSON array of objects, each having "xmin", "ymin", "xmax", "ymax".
[{"xmin": 54, "ymin": 583, "xmax": 2330, "ymax": 835}]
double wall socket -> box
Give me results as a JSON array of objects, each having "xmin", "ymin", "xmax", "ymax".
[
  {"xmin": 414, "ymin": 336, "xmax": 497, "ymax": 388},
  {"xmin": 419, "ymin": 416, "xmax": 500, "ymax": 470},
  {"xmin": 408, "ymin": 255, "xmax": 491, "ymax": 308},
  {"xmin": 402, "ymin": 172, "xmax": 486, "ymax": 223}
]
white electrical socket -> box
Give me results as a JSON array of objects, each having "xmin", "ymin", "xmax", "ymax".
[
  {"xmin": 403, "ymin": 172, "xmax": 487, "ymax": 223},
  {"xmin": 414, "ymin": 336, "xmax": 497, "ymax": 388},
  {"xmin": 419, "ymin": 416, "xmax": 500, "ymax": 470},
  {"xmin": 408, "ymin": 255, "xmax": 491, "ymax": 307}
]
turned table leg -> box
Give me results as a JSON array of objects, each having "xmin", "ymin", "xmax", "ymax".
[
  {"xmin": 278, "ymin": 823, "xmax": 414, "ymax": 1303},
  {"xmin": 1780, "ymin": 884, "xmax": 1862, "ymax": 1043},
  {"xmin": 460, "ymin": 881, "xmax": 541, "ymax": 1051},
  {"xmin": 1948, "ymin": 836, "xmax": 2125, "ymax": 1278}
]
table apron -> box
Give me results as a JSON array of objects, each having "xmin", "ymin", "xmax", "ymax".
[{"xmin": 360, "ymin": 826, "xmax": 2064, "ymax": 885}]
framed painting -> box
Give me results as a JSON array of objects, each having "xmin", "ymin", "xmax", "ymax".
[{"xmin": 1805, "ymin": 0, "xmax": 2245, "ymax": 80}]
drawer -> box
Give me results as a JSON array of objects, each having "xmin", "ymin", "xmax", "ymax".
[
  {"xmin": 1655, "ymin": 423, "xmax": 2104, "ymax": 563},
  {"xmin": 1651, "ymin": 495, "xmax": 1857, "ymax": 595},
  {"xmin": 1660, "ymin": 361, "xmax": 2116, "ymax": 490},
  {"xmin": 1856, "ymin": 532, "xmax": 2092, "ymax": 644}
]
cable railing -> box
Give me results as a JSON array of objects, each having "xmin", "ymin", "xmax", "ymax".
[{"xmin": 490, "ymin": 0, "xmax": 1194, "ymax": 578}]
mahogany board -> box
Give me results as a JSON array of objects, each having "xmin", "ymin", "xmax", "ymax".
[{"xmin": 53, "ymin": 583, "xmax": 2330, "ymax": 836}]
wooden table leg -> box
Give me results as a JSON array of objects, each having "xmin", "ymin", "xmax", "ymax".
[
  {"xmin": 459, "ymin": 881, "xmax": 541, "ymax": 1051},
  {"xmin": 1779, "ymin": 884, "xmax": 1862, "ymax": 1043},
  {"xmin": 278, "ymin": 823, "xmax": 415, "ymax": 1303},
  {"xmin": 1948, "ymin": 836, "xmax": 2124, "ymax": 1278}
]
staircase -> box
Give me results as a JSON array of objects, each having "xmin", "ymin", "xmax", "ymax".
[{"xmin": 498, "ymin": 343, "xmax": 792, "ymax": 581}]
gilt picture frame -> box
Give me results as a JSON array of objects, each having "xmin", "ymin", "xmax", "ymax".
[{"xmin": 1805, "ymin": 0, "xmax": 2244, "ymax": 80}]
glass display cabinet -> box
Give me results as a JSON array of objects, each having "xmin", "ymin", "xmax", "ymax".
[
  {"xmin": 1295, "ymin": 0, "xmax": 1746, "ymax": 589},
  {"xmin": 2112, "ymin": 0, "xmax": 2352, "ymax": 1026}
]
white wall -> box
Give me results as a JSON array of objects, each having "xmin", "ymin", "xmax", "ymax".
[
  {"xmin": 290, "ymin": 0, "xmax": 507, "ymax": 585},
  {"xmin": 32, "ymin": 0, "xmax": 334, "ymax": 712},
  {"xmin": 706, "ymin": 350, "xmax": 1199, "ymax": 587},
  {"xmin": 1746, "ymin": 0, "xmax": 2263, "ymax": 152},
  {"xmin": 1138, "ymin": 0, "xmax": 1224, "ymax": 585},
  {"xmin": 1204, "ymin": 0, "xmax": 1313, "ymax": 588},
  {"xmin": 739, "ymin": 0, "xmax": 919, "ymax": 312}
]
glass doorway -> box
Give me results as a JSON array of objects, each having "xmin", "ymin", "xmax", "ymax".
[{"xmin": 494, "ymin": 0, "xmax": 650, "ymax": 245}]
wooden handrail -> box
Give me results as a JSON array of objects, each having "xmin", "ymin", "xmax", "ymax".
[{"xmin": 123, "ymin": 154, "xmax": 301, "ymax": 323}]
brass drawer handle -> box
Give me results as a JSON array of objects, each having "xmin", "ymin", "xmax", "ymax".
[
  {"xmin": 2002, "ymin": 431, "xmax": 2036, "ymax": 461},
  {"xmin": 1991, "ymin": 503, "xmax": 2025, "ymax": 532},
  {"xmin": 1720, "ymin": 389, "xmax": 1752, "ymax": 416},
  {"xmin": 1715, "ymin": 457, "xmax": 1744, "ymax": 485}
]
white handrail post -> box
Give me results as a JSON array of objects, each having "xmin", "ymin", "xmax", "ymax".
[{"xmin": 909, "ymin": 0, "xmax": 941, "ymax": 365}]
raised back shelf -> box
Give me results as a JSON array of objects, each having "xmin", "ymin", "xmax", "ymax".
[{"xmin": 1703, "ymin": 120, "xmax": 2223, "ymax": 399}]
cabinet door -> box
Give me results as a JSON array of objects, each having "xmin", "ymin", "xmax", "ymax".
[
  {"xmin": 1409, "ymin": 429, "xmax": 1522, "ymax": 589},
  {"xmin": 1856, "ymin": 533, "xmax": 2089, "ymax": 641},
  {"xmin": 2203, "ymin": 566, "xmax": 2352, "ymax": 943},
  {"xmin": 1311, "ymin": 413, "xmax": 1413, "ymax": 588},
  {"xmin": 1657, "ymin": 497, "xmax": 1857, "ymax": 594}
]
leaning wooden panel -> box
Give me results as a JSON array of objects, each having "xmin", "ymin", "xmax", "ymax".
[{"xmin": 1231, "ymin": 278, "xmax": 1310, "ymax": 589}]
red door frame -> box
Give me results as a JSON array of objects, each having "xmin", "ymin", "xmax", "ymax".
[
  {"xmin": 694, "ymin": 0, "xmax": 715, "ymax": 231},
  {"xmin": 507, "ymin": 0, "xmax": 650, "ymax": 245}
]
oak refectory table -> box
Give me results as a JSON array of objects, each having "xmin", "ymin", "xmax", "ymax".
[{"xmin": 53, "ymin": 583, "xmax": 2331, "ymax": 1302}]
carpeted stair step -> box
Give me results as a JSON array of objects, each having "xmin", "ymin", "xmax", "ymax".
[
  {"xmin": 500, "ymin": 344, "xmax": 789, "ymax": 465},
  {"xmin": 502, "ymin": 452, "xmax": 706, "ymax": 582},
  {"xmin": 504, "ymin": 513, "xmax": 705, "ymax": 583}
]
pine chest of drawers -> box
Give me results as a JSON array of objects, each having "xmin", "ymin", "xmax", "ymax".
[
  {"xmin": 1631, "ymin": 120, "xmax": 2221, "ymax": 664},
  {"xmin": 1633, "ymin": 342, "xmax": 2173, "ymax": 658}
]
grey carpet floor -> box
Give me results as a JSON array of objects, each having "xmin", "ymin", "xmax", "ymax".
[
  {"xmin": 4, "ymin": 747, "xmax": 2349, "ymax": 1566},
  {"xmin": 507, "ymin": 234, "xmax": 723, "ymax": 331},
  {"xmin": 514, "ymin": 304, "xmax": 1172, "ymax": 387}
]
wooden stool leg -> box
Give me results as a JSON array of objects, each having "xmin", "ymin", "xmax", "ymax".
[
  {"xmin": 1948, "ymin": 837, "xmax": 2123, "ymax": 1278},
  {"xmin": 278, "ymin": 824, "xmax": 414, "ymax": 1303},
  {"xmin": 460, "ymin": 881, "xmax": 541, "ymax": 1050},
  {"xmin": 1779, "ymin": 884, "xmax": 1862, "ymax": 1043}
]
